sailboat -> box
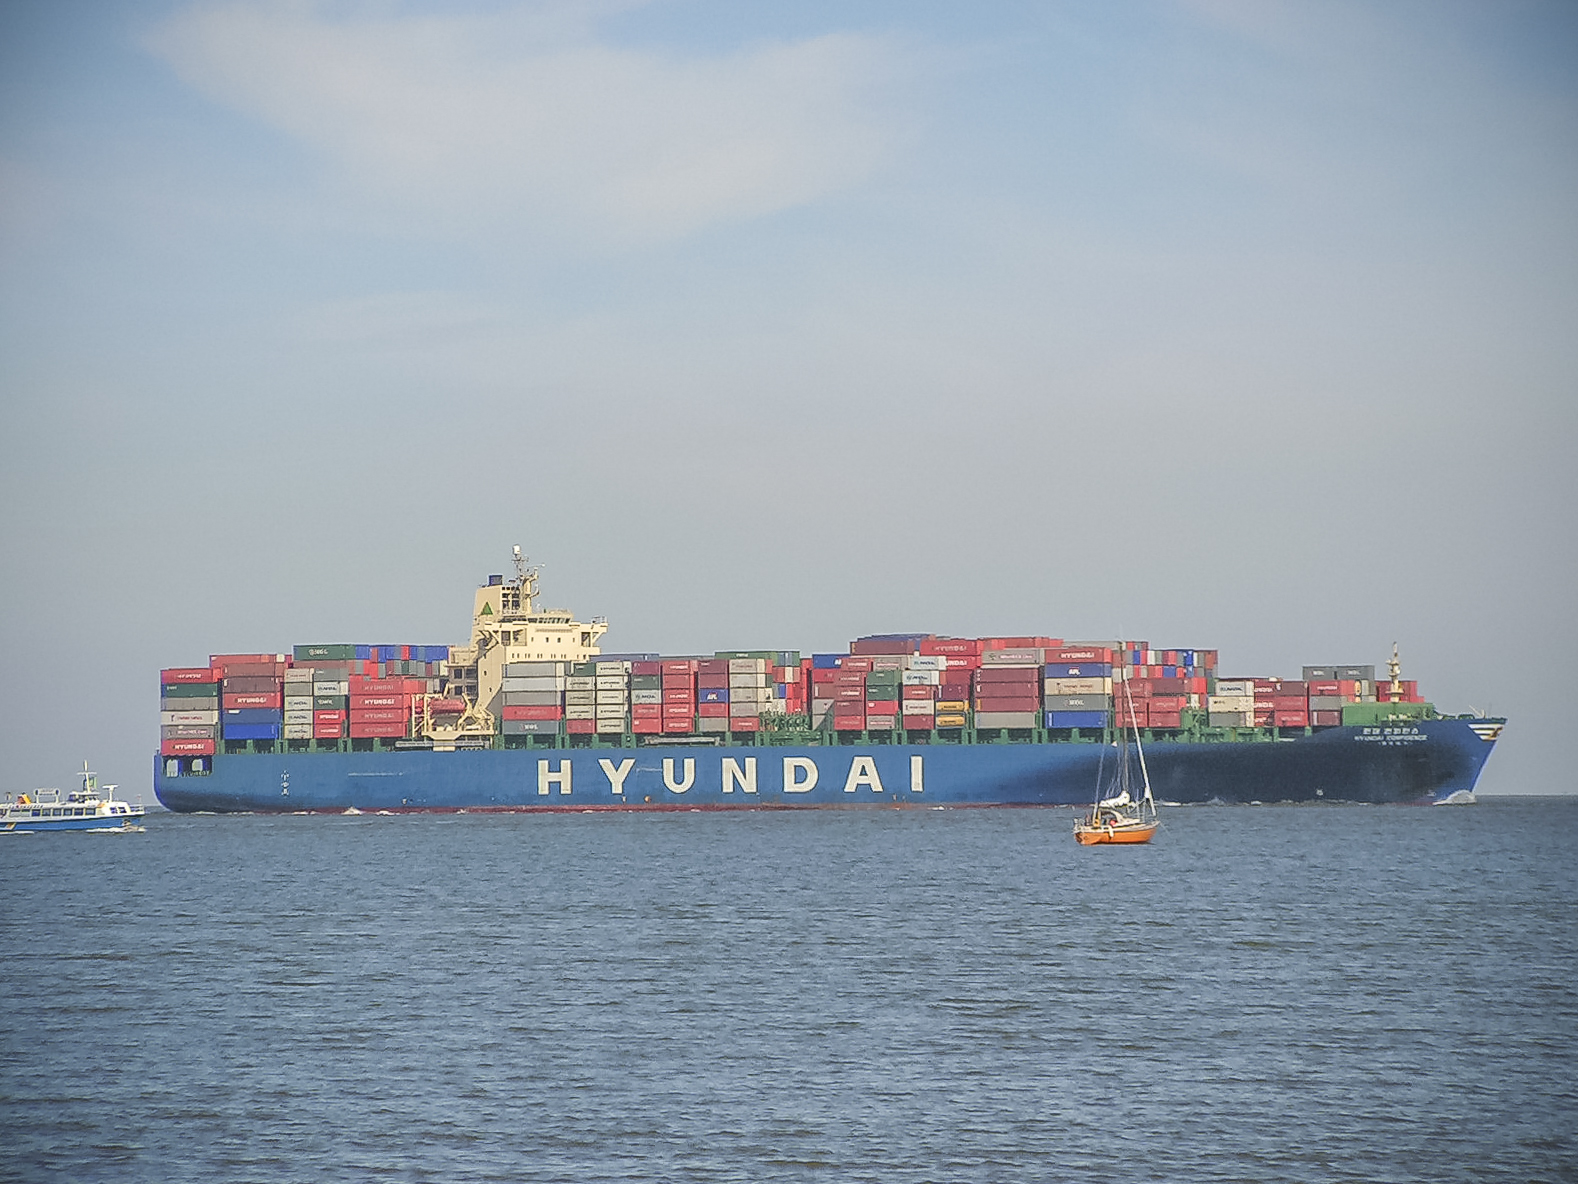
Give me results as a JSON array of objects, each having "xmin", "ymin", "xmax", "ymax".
[{"xmin": 1074, "ymin": 675, "xmax": 1159, "ymax": 845}]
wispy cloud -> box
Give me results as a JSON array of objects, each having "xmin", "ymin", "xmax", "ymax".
[{"xmin": 148, "ymin": 1, "xmax": 910, "ymax": 245}]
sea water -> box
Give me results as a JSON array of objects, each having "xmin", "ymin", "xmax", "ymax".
[{"xmin": 2, "ymin": 799, "xmax": 1575, "ymax": 1183}]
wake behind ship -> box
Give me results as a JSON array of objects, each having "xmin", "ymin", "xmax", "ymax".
[{"xmin": 154, "ymin": 552, "xmax": 1503, "ymax": 812}]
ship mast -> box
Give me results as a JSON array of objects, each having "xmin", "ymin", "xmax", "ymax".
[{"xmin": 1388, "ymin": 642, "xmax": 1403, "ymax": 704}]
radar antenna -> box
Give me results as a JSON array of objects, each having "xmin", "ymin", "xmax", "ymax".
[{"xmin": 510, "ymin": 545, "xmax": 541, "ymax": 615}]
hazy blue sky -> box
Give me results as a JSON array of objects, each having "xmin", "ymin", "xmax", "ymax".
[{"xmin": 2, "ymin": 1, "xmax": 1574, "ymax": 795}]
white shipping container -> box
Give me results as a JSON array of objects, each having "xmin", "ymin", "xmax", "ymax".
[
  {"xmin": 284, "ymin": 695, "xmax": 315, "ymax": 712},
  {"xmin": 729, "ymin": 702, "xmax": 762, "ymax": 717},
  {"xmin": 727, "ymin": 658, "xmax": 766, "ymax": 674},
  {"xmin": 1208, "ymin": 695, "xmax": 1255, "ymax": 712},
  {"xmin": 729, "ymin": 685, "xmax": 771, "ymax": 702},
  {"xmin": 283, "ymin": 724, "xmax": 314, "ymax": 739},
  {"xmin": 595, "ymin": 675, "xmax": 628, "ymax": 691},
  {"xmin": 729, "ymin": 672, "xmax": 769, "ymax": 688},
  {"xmin": 565, "ymin": 689, "xmax": 596, "ymax": 706},
  {"xmin": 906, "ymin": 655, "xmax": 949, "ymax": 671},
  {"xmin": 284, "ymin": 670, "xmax": 314, "ymax": 684},
  {"xmin": 1045, "ymin": 677, "xmax": 1112, "ymax": 695},
  {"xmin": 632, "ymin": 689, "xmax": 662, "ymax": 706},
  {"xmin": 567, "ymin": 676, "xmax": 596, "ymax": 691},
  {"xmin": 901, "ymin": 700, "xmax": 935, "ymax": 715},
  {"xmin": 313, "ymin": 680, "xmax": 349, "ymax": 696},
  {"xmin": 595, "ymin": 660, "xmax": 631, "ymax": 673},
  {"xmin": 901, "ymin": 670, "xmax": 941, "ymax": 686},
  {"xmin": 566, "ymin": 705, "xmax": 595, "ymax": 720},
  {"xmin": 162, "ymin": 710, "xmax": 219, "ymax": 726},
  {"xmin": 1209, "ymin": 711, "xmax": 1253, "ymax": 727},
  {"xmin": 698, "ymin": 717, "xmax": 730, "ymax": 733},
  {"xmin": 1213, "ymin": 680, "xmax": 1254, "ymax": 696}
]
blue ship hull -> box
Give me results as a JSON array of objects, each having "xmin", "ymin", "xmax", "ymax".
[{"xmin": 155, "ymin": 721, "xmax": 1499, "ymax": 812}]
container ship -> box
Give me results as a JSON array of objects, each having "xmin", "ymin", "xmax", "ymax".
[{"xmin": 153, "ymin": 553, "xmax": 1503, "ymax": 813}]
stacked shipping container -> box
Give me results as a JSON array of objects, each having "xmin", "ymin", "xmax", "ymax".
[{"xmin": 163, "ymin": 631, "xmax": 1427, "ymax": 754}]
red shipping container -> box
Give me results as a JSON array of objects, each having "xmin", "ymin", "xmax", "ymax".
[
  {"xmin": 977, "ymin": 696, "xmax": 1040, "ymax": 712},
  {"xmin": 662, "ymin": 696, "xmax": 696, "ymax": 710},
  {"xmin": 864, "ymin": 698, "xmax": 900, "ymax": 713},
  {"xmin": 161, "ymin": 737, "xmax": 216, "ymax": 756},
  {"xmin": 210, "ymin": 653, "xmax": 279, "ymax": 668},
  {"xmin": 661, "ymin": 660, "xmax": 696, "ymax": 676},
  {"xmin": 350, "ymin": 677, "xmax": 406, "ymax": 694},
  {"xmin": 698, "ymin": 702, "xmax": 729, "ymax": 718},
  {"xmin": 834, "ymin": 685, "xmax": 864, "ymax": 701},
  {"xmin": 632, "ymin": 661, "xmax": 661, "ymax": 676},
  {"xmin": 1149, "ymin": 711, "xmax": 1182, "ymax": 728},
  {"xmin": 1253, "ymin": 707, "xmax": 1275, "ymax": 726},
  {"xmin": 662, "ymin": 673, "xmax": 695, "ymax": 689},
  {"xmin": 566, "ymin": 719, "xmax": 596, "ymax": 734},
  {"xmin": 662, "ymin": 717, "xmax": 695, "ymax": 732},
  {"xmin": 215, "ymin": 661, "xmax": 285, "ymax": 678},
  {"xmin": 224, "ymin": 691, "xmax": 282, "ymax": 710},
  {"xmin": 698, "ymin": 672, "xmax": 729, "ymax": 688},
  {"xmin": 631, "ymin": 704, "xmax": 662, "ymax": 720},
  {"xmin": 313, "ymin": 725, "xmax": 344, "ymax": 739},
  {"xmin": 313, "ymin": 710, "xmax": 346, "ymax": 725},
  {"xmin": 162, "ymin": 667, "xmax": 220, "ymax": 684},
  {"xmin": 351, "ymin": 694, "xmax": 404, "ymax": 709},
  {"xmin": 1275, "ymin": 710, "xmax": 1309, "ymax": 728},
  {"xmin": 1150, "ymin": 695, "xmax": 1188, "ymax": 711},
  {"xmin": 351, "ymin": 708, "xmax": 406, "ymax": 724},
  {"xmin": 919, "ymin": 638, "xmax": 982, "ymax": 656},
  {"xmin": 729, "ymin": 716, "xmax": 760, "ymax": 732},
  {"xmin": 662, "ymin": 704, "xmax": 694, "ymax": 719},
  {"xmin": 836, "ymin": 656, "xmax": 874, "ymax": 672},
  {"xmin": 504, "ymin": 705, "xmax": 563, "ymax": 721},
  {"xmin": 1043, "ymin": 647, "xmax": 1112, "ymax": 664},
  {"xmin": 698, "ymin": 660, "xmax": 729, "ymax": 676},
  {"xmin": 902, "ymin": 685, "xmax": 936, "ymax": 700},
  {"xmin": 811, "ymin": 668, "xmax": 838, "ymax": 684},
  {"xmin": 976, "ymin": 666, "xmax": 1040, "ymax": 683},
  {"xmin": 350, "ymin": 720, "xmax": 407, "ymax": 738},
  {"xmin": 1307, "ymin": 680, "xmax": 1342, "ymax": 696},
  {"xmin": 983, "ymin": 637, "xmax": 1061, "ymax": 650},
  {"xmin": 1312, "ymin": 710, "xmax": 1342, "ymax": 726},
  {"xmin": 850, "ymin": 638, "xmax": 921, "ymax": 655},
  {"xmin": 632, "ymin": 719, "xmax": 662, "ymax": 734}
]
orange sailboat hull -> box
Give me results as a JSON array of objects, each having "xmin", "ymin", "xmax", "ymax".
[{"xmin": 1073, "ymin": 818, "xmax": 1158, "ymax": 845}]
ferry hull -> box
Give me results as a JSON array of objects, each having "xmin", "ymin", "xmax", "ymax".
[{"xmin": 155, "ymin": 721, "xmax": 1498, "ymax": 813}]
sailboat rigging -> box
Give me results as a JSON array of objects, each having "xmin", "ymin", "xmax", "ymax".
[{"xmin": 1074, "ymin": 665, "xmax": 1159, "ymax": 845}]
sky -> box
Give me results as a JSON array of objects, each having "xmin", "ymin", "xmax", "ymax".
[{"xmin": 1, "ymin": 0, "xmax": 1574, "ymax": 797}]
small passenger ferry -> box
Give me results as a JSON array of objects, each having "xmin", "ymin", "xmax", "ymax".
[{"xmin": 2, "ymin": 763, "xmax": 146, "ymax": 833}]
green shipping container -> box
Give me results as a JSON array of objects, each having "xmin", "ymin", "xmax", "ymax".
[
  {"xmin": 1341, "ymin": 701, "xmax": 1433, "ymax": 726},
  {"xmin": 161, "ymin": 681, "xmax": 221, "ymax": 698},
  {"xmin": 295, "ymin": 644, "xmax": 357, "ymax": 661}
]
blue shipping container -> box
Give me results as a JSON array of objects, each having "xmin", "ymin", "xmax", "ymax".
[
  {"xmin": 355, "ymin": 645, "xmax": 373, "ymax": 660},
  {"xmin": 1049, "ymin": 711, "xmax": 1107, "ymax": 729},
  {"xmin": 1044, "ymin": 663, "xmax": 1113, "ymax": 679},
  {"xmin": 223, "ymin": 708, "xmax": 284, "ymax": 725},
  {"xmin": 812, "ymin": 654, "xmax": 844, "ymax": 669},
  {"xmin": 223, "ymin": 723, "xmax": 282, "ymax": 740},
  {"xmin": 699, "ymin": 688, "xmax": 730, "ymax": 703}
]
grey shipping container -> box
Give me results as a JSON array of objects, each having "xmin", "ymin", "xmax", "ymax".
[
  {"xmin": 975, "ymin": 711, "xmax": 1039, "ymax": 728},
  {"xmin": 1044, "ymin": 694, "xmax": 1111, "ymax": 712},
  {"xmin": 502, "ymin": 691, "xmax": 563, "ymax": 707},
  {"xmin": 503, "ymin": 718, "xmax": 559, "ymax": 735}
]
